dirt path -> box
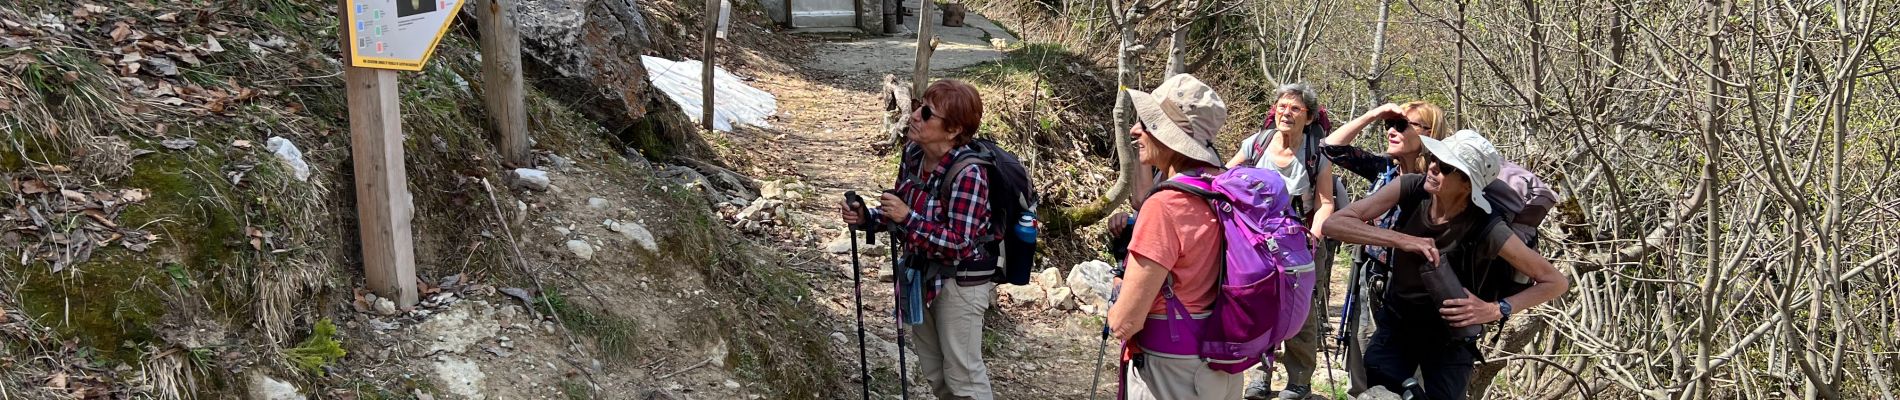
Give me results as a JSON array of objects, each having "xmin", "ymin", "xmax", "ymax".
[{"xmin": 715, "ymin": 9, "xmax": 1358, "ymax": 399}]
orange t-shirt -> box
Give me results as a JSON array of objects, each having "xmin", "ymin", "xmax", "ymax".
[{"xmin": 1126, "ymin": 190, "xmax": 1224, "ymax": 315}]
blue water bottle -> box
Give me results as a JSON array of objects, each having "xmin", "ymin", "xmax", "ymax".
[{"xmin": 1014, "ymin": 212, "xmax": 1039, "ymax": 243}]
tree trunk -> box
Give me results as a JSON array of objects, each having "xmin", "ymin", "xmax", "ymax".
[
  {"xmin": 1165, "ymin": 22, "xmax": 1188, "ymax": 77},
  {"xmin": 1069, "ymin": 15, "xmax": 1142, "ymax": 230},
  {"xmin": 1364, "ymin": 0, "xmax": 1391, "ymax": 105},
  {"xmin": 912, "ymin": 0, "xmax": 936, "ymax": 97}
]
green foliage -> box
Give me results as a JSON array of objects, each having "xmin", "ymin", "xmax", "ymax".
[
  {"xmin": 285, "ymin": 319, "xmax": 346, "ymax": 376},
  {"xmin": 538, "ymin": 288, "xmax": 642, "ymax": 363}
]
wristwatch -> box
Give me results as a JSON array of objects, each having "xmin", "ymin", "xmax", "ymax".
[{"xmin": 1496, "ymin": 299, "xmax": 1514, "ymax": 324}]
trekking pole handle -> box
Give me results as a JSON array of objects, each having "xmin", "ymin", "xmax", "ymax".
[{"xmin": 844, "ymin": 191, "xmax": 876, "ymax": 244}]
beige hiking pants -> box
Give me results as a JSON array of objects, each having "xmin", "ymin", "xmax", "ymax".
[
  {"xmin": 911, "ymin": 282, "xmax": 996, "ymax": 400},
  {"xmin": 1127, "ymin": 354, "xmax": 1245, "ymax": 400}
]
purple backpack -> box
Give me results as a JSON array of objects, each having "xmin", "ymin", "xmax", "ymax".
[{"xmin": 1135, "ymin": 168, "xmax": 1318, "ymax": 373}]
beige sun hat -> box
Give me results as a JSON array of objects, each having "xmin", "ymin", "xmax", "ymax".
[
  {"xmin": 1419, "ymin": 129, "xmax": 1503, "ymax": 213},
  {"xmin": 1126, "ymin": 74, "xmax": 1227, "ymax": 167}
]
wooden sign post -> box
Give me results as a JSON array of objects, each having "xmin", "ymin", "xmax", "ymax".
[
  {"xmin": 340, "ymin": 0, "xmax": 469, "ymax": 307},
  {"xmin": 477, "ymin": 0, "xmax": 530, "ymax": 168}
]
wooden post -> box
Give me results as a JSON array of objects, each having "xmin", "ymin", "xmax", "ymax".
[
  {"xmin": 345, "ymin": 67, "xmax": 419, "ymax": 308},
  {"xmin": 479, "ymin": 0, "xmax": 531, "ymax": 168},
  {"xmin": 783, "ymin": 0, "xmax": 794, "ymax": 29},
  {"xmin": 340, "ymin": 0, "xmax": 417, "ymax": 308},
  {"xmin": 910, "ymin": 0, "xmax": 934, "ymax": 96},
  {"xmin": 703, "ymin": 0, "xmax": 718, "ymax": 131}
]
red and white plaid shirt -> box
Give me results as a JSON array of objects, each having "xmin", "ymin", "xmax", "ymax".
[{"xmin": 866, "ymin": 142, "xmax": 994, "ymax": 275}]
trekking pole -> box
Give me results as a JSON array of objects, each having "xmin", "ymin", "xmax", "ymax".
[
  {"xmin": 892, "ymin": 247, "xmax": 910, "ymax": 400},
  {"xmin": 1088, "ymin": 282, "xmax": 1119, "ymax": 400},
  {"xmin": 844, "ymin": 192, "xmax": 872, "ymax": 400}
]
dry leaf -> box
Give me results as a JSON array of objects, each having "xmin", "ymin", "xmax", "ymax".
[
  {"xmin": 0, "ymin": 98, "xmax": 11, "ymax": 111},
  {"xmin": 81, "ymin": 209, "xmax": 116, "ymax": 228},
  {"xmin": 156, "ymin": 97, "xmax": 185, "ymax": 106},
  {"xmin": 231, "ymin": 139, "xmax": 251, "ymax": 148},
  {"xmin": 160, "ymin": 138, "xmax": 196, "ymax": 149},
  {"xmin": 204, "ymin": 36, "xmax": 224, "ymax": 53},
  {"xmin": 155, "ymin": 12, "xmax": 177, "ymax": 22},
  {"xmin": 108, "ymin": 23, "xmax": 131, "ymax": 42},
  {"xmin": 61, "ymin": 71, "xmax": 77, "ymax": 83},
  {"xmin": 14, "ymin": 178, "xmax": 51, "ymax": 194},
  {"xmin": 174, "ymin": 52, "xmax": 200, "ymax": 66},
  {"xmin": 120, "ymin": 188, "xmax": 147, "ymax": 203},
  {"xmin": 60, "ymin": 189, "xmax": 88, "ymax": 203},
  {"xmin": 47, "ymin": 371, "xmax": 67, "ymax": 390},
  {"xmin": 32, "ymin": 165, "xmax": 71, "ymax": 173}
]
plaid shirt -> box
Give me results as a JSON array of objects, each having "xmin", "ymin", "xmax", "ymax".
[
  {"xmin": 1322, "ymin": 144, "xmax": 1405, "ymax": 265},
  {"xmin": 866, "ymin": 142, "xmax": 994, "ymax": 274}
]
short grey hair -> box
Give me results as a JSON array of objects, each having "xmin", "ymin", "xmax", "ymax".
[{"xmin": 1274, "ymin": 83, "xmax": 1321, "ymax": 119}]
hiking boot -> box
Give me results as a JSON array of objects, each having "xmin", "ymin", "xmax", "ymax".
[
  {"xmin": 1277, "ymin": 384, "xmax": 1312, "ymax": 399},
  {"xmin": 1243, "ymin": 379, "xmax": 1273, "ymax": 400}
]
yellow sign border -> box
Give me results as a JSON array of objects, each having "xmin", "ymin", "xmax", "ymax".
[{"xmin": 343, "ymin": 0, "xmax": 467, "ymax": 71}]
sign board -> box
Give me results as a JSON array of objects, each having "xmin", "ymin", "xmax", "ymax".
[{"xmin": 344, "ymin": 0, "xmax": 468, "ymax": 71}]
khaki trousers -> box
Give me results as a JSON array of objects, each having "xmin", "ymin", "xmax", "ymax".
[
  {"xmin": 911, "ymin": 282, "xmax": 995, "ymax": 400},
  {"xmin": 1127, "ymin": 354, "xmax": 1245, "ymax": 400}
]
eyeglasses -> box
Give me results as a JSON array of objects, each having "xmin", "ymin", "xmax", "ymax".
[
  {"xmin": 1385, "ymin": 118, "xmax": 1429, "ymax": 133},
  {"xmin": 1426, "ymin": 155, "xmax": 1461, "ymax": 176},
  {"xmin": 911, "ymin": 98, "xmax": 935, "ymax": 121}
]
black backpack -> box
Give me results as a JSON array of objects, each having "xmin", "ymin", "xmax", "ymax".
[{"xmin": 932, "ymin": 139, "xmax": 1040, "ymax": 286}]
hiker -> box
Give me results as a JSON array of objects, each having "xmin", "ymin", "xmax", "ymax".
[
  {"xmin": 839, "ymin": 79, "xmax": 997, "ymax": 400},
  {"xmin": 1318, "ymin": 101, "xmax": 1452, "ymax": 396},
  {"xmin": 1321, "ymin": 130, "xmax": 1569, "ymax": 400},
  {"xmin": 1106, "ymin": 74, "xmax": 1245, "ymax": 400},
  {"xmin": 1228, "ymin": 83, "xmax": 1336, "ymax": 400}
]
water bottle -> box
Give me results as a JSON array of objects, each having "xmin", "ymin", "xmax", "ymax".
[{"xmin": 1014, "ymin": 212, "xmax": 1038, "ymax": 244}]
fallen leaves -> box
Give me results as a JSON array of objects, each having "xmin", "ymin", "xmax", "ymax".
[{"xmin": 5, "ymin": 177, "xmax": 157, "ymax": 270}]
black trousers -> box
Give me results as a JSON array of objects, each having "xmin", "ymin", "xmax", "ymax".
[{"xmin": 1363, "ymin": 306, "xmax": 1476, "ymax": 400}]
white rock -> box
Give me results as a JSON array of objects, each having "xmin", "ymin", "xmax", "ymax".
[
  {"xmin": 416, "ymin": 303, "xmax": 500, "ymax": 355},
  {"xmin": 1067, "ymin": 260, "xmax": 1114, "ymax": 303},
  {"xmin": 265, "ymin": 137, "xmax": 310, "ymax": 182},
  {"xmin": 565, "ymin": 240, "xmax": 595, "ymax": 260},
  {"xmin": 998, "ymin": 285, "xmax": 1046, "ymax": 308},
  {"xmin": 783, "ymin": 190, "xmax": 805, "ymax": 201},
  {"xmin": 373, "ymin": 298, "xmax": 398, "ymax": 316},
  {"xmin": 607, "ymin": 220, "xmax": 659, "ymax": 252},
  {"xmin": 723, "ymin": 380, "xmax": 741, "ymax": 389},
  {"xmin": 432, "ymin": 357, "xmax": 488, "ymax": 400},
  {"xmin": 1049, "ymin": 287, "xmax": 1076, "ymax": 311},
  {"xmin": 546, "ymin": 154, "xmax": 575, "ymax": 171},
  {"xmin": 587, "ymin": 197, "xmax": 611, "ymax": 210},
  {"xmin": 831, "ymin": 332, "xmax": 848, "ymax": 344},
  {"xmin": 507, "ymin": 168, "xmax": 551, "ymax": 191},
  {"xmin": 1357, "ymin": 386, "xmax": 1402, "ymax": 400},
  {"xmin": 825, "ymin": 231, "xmax": 886, "ymax": 256},
  {"xmin": 247, "ymin": 371, "xmax": 304, "ymax": 400},
  {"xmin": 1036, "ymin": 267, "xmax": 1063, "ymax": 292},
  {"xmin": 760, "ymin": 180, "xmax": 785, "ymax": 199},
  {"xmin": 876, "ymin": 265, "xmax": 895, "ymax": 283}
]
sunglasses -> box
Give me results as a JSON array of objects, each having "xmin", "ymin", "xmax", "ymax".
[
  {"xmin": 910, "ymin": 98, "xmax": 935, "ymax": 121},
  {"xmin": 1426, "ymin": 155, "xmax": 1462, "ymax": 176},
  {"xmin": 1385, "ymin": 118, "xmax": 1429, "ymax": 133}
]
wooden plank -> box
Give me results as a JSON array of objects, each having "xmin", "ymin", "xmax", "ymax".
[
  {"xmin": 478, "ymin": 0, "xmax": 532, "ymax": 168},
  {"xmin": 346, "ymin": 66, "xmax": 419, "ymax": 308}
]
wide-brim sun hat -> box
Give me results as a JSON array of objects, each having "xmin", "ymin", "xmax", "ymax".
[
  {"xmin": 1419, "ymin": 129, "xmax": 1503, "ymax": 213},
  {"xmin": 1126, "ymin": 74, "xmax": 1227, "ymax": 167}
]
